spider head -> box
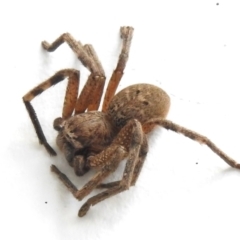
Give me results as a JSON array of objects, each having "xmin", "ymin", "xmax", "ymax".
[{"xmin": 54, "ymin": 112, "xmax": 117, "ymax": 173}]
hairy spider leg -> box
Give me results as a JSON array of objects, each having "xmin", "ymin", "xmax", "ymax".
[
  {"xmin": 51, "ymin": 119, "xmax": 147, "ymax": 216},
  {"xmin": 82, "ymin": 44, "xmax": 105, "ymax": 111},
  {"xmin": 23, "ymin": 69, "xmax": 80, "ymax": 156},
  {"xmin": 145, "ymin": 118, "xmax": 240, "ymax": 169},
  {"xmin": 102, "ymin": 26, "xmax": 134, "ymax": 112},
  {"xmin": 42, "ymin": 33, "xmax": 106, "ymax": 113},
  {"xmin": 96, "ymin": 135, "xmax": 148, "ymax": 189}
]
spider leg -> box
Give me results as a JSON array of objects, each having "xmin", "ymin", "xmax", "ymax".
[
  {"xmin": 96, "ymin": 154, "xmax": 148, "ymax": 189},
  {"xmin": 147, "ymin": 118, "xmax": 240, "ymax": 169},
  {"xmin": 42, "ymin": 33, "xmax": 106, "ymax": 113},
  {"xmin": 42, "ymin": 33, "xmax": 95, "ymax": 72},
  {"xmin": 78, "ymin": 119, "xmax": 145, "ymax": 217},
  {"xmin": 75, "ymin": 44, "xmax": 106, "ymax": 112},
  {"xmin": 23, "ymin": 69, "xmax": 79, "ymax": 155},
  {"xmin": 83, "ymin": 44, "xmax": 104, "ymax": 76},
  {"xmin": 95, "ymin": 155, "xmax": 148, "ymax": 190},
  {"xmin": 51, "ymin": 119, "xmax": 136, "ymax": 200},
  {"xmin": 51, "ymin": 119, "xmax": 145, "ymax": 216},
  {"xmin": 102, "ymin": 26, "xmax": 134, "ymax": 112},
  {"xmin": 51, "ymin": 144, "xmax": 124, "ymax": 200},
  {"xmin": 96, "ymin": 135, "xmax": 148, "ymax": 189}
]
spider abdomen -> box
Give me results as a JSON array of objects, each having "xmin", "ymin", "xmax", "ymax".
[{"xmin": 107, "ymin": 84, "xmax": 170, "ymax": 132}]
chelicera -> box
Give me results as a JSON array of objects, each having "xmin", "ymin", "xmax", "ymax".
[{"xmin": 23, "ymin": 26, "xmax": 240, "ymax": 217}]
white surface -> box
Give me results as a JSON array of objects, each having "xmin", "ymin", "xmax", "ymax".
[{"xmin": 1, "ymin": 0, "xmax": 240, "ymax": 239}]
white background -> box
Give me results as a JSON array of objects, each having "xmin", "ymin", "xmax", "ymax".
[{"xmin": 1, "ymin": 0, "xmax": 240, "ymax": 239}]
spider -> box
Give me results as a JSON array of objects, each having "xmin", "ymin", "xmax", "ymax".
[{"xmin": 23, "ymin": 26, "xmax": 240, "ymax": 217}]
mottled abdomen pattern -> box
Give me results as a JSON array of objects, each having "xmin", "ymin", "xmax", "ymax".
[{"xmin": 107, "ymin": 84, "xmax": 171, "ymax": 132}]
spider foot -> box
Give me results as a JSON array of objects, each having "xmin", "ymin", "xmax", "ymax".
[
  {"xmin": 234, "ymin": 163, "xmax": 240, "ymax": 169},
  {"xmin": 78, "ymin": 202, "xmax": 91, "ymax": 217},
  {"xmin": 51, "ymin": 164, "xmax": 61, "ymax": 174},
  {"xmin": 120, "ymin": 26, "xmax": 134, "ymax": 39},
  {"xmin": 44, "ymin": 143, "xmax": 57, "ymax": 156},
  {"xmin": 51, "ymin": 164, "xmax": 78, "ymax": 195},
  {"xmin": 41, "ymin": 39, "xmax": 61, "ymax": 52},
  {"xmin": 41, "ymin": 41, "xmax": 51, "ymax": 50}
]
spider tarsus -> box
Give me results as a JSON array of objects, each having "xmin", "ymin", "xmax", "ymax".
[
  {"xmin": 120, "ymin": 26, "xmax": 134, "ymax": 39},
  {"xmin": 234, "ymin": 163, "xmax": 240, "ymax": 169},
  {"xmin": 78, "ymin": 203, "xmax": 90, "ymax": 217},
  {"xmin": 41, "ymin": 41, "xmax": 51, "ymax": 50},
  {"xmin": 51, "ymin": 164, "xmax": 60, "ymax": 173},
  {"xmin": 51, "ymin": 164, "xmax": 79, "ymax": 195},
  {"xmin": 44, "ymin": 143, "xmax": 57, "ymax": 156}
]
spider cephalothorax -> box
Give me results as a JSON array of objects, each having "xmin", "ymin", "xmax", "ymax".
[
  {"xmin": 55, "ymin": 111, "xmax": 115, "ymax": 176},
  {"xmin": 23, "ymin": 26, "xmax": 240, "ymax": 217}
]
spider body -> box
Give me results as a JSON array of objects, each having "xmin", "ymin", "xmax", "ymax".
[
  {"xmin": 55, "ymin": 83, "xmax": 170, "ymax": 176},
  {"xmin": 23, "ymin": 26, "xmax": 240, "ymax": 217}
]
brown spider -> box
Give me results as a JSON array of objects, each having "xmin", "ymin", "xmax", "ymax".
[{"xmin": 23, "ymin": 26, "xmax": 240, "ymax": 217}]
